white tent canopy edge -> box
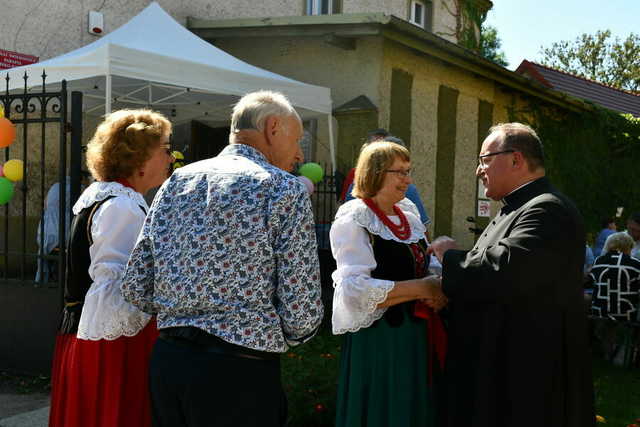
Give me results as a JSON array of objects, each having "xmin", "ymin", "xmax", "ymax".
[{"xmin": 2, "ymin": 2, "xmax": 336, "ymax": 172}]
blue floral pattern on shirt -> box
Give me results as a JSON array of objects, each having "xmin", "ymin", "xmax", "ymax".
[{"xmin": 121, "ymin": 143, "xmax": 323, "ymax": 352}]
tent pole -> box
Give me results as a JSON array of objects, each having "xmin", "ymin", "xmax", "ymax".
[
  {"xmin": 105, "ymin": 74, "xmax": 112, "ymax": 114},
  {"xmin": 327, "ymin": 113, "xmax": 336, "ymax": 175}
]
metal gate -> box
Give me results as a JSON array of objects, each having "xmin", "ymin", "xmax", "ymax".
[{"xmin": 0, "ymin": 72, "xmax": 83, "ymax": 290}]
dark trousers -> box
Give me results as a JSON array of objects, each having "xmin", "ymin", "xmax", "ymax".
[{"xmin": 149, "ymin": 337, "xmax": 287, "ymax": 427}]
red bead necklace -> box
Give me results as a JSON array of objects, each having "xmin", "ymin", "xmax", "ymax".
[{"xmin": 363, "ymin": 198, "xmax": 411, "ymax": 240}]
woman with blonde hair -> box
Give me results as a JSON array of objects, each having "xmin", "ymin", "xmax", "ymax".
[
  {"xmin": 49, "ymin": 109, "xmax": 174, "ymax": 427},
  {"xmin": 331, "ymin": 141, "xmax": 447, "ymax": 426}
]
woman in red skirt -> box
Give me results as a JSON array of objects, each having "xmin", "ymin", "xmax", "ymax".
[{"xmin": 49, "ymin": 109, "xmax": 175, "ymax": 427}]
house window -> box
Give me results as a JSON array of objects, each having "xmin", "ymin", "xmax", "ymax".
[
  {"xmin": 409, "ymin": 0, "xmax": 426, "ymax": 28},
  {"xmin": 307, "ymin": 0, "xmax": 334, "ymax": 15}
]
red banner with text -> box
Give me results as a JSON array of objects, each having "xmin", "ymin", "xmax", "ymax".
[{"xmin": 0, "ymin": 49, "xmax": 39, "ymax": 70}]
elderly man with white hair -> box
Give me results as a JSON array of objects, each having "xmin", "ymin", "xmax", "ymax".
[{"xmin": 122, "ymin": 91, "xmax": 323, "ymax": 427}]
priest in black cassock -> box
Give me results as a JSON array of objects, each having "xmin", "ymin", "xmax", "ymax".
[{"xmin": 430, "ymin": 123, "xmax": 595, "ymax": 427}]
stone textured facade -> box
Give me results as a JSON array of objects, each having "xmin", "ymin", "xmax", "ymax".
[
  {"xmin": 0, "ymin": 0, "xmax": 479, "ymax": 62},
  {"xmin": 1, "ymin": 0, "xmax": 569, "ymax": 250}
]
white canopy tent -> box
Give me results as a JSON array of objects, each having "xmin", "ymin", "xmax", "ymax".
[{"xmin": 3, "ymin": 2, "xmax": 335, "ymax": 170}]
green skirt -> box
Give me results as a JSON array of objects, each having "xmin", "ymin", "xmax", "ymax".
[{"xmin": 335, "ymin": 307, "xmax": 437, "ymax": 427}]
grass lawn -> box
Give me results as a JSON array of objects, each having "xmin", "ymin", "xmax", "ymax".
[
  {"xmin": 282, "ymin": 327, "xmax": 640, "ymax": 427},
  {"xmin": 1, "ymin": 327, "xmax": 637, "ymax": 426},
  {"xmin": 593, "ymin": 357, "xmax": 640, "ymax": 426}
]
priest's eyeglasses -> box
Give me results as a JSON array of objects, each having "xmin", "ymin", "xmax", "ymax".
[
  {"xmin": 385, "ymin": 168, "xmax": 412, "ymax": 178},
  {"xmin": 477, "ymin": 150, "xmax": 514, "ymax": 168}
]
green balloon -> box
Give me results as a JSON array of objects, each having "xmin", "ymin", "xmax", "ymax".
[
  {"xmin": 299, "ymin": 162, "xmax": 324, "ymax": 184},
  {"xmin": 0, "ymin": 177, "xmax": 14, "ymax": 205}
]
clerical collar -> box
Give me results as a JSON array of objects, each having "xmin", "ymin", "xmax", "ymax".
[
  {"xmin": 501, "ymin": 180, "xmax": 536, "ymax": 203},
  {"xmin": 501, "ymin": 176, "xmax": 550, "ymax": 210}
]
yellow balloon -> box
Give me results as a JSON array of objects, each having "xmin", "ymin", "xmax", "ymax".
[
  {"xmin": 171, "ymin": 151, "xmax": 185, "ymax": 170},
  {"xmin": 4, "ymin": 159, "xmax": 23, "ymax": 182}
]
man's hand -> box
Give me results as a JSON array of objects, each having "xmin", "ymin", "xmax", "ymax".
[
  {"xmin": 428, "ymin": 235, "xmax": 458, "ymax": 262},
  {"xmin": 420, "ymin": 276, "xmax": 448, "ymax": 312}
]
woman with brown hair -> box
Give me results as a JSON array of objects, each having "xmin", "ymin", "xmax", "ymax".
[
  {"xmin": 331, "ymin": 140, "xmax": 447, "ymax": 426},
  {"xmin": 49, "ymin": 109, "xmax": 174, "ymax": 427}
]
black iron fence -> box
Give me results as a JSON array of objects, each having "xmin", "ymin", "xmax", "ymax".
[
  {"xmin": 0, "ymin": 72, "xmax": 83, "ymax": 288},
  {"xmin": 308, "ymin": 163, "xmax": 339, "ymax": 251}
]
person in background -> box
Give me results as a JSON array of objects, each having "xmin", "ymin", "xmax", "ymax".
[
  {"xmin": 49, "ymin": 109, "xmax": 174, "ymax": 427},
  {"xmin": 589, "ymin": 232, "xmax": 640, "ymax": 361},
  {"xmin": 122, "ymin": 91, "xmax": 323, "ymax": 427},
  {"xmin": 584, "ymin": 245, "xmax": 595, "ymax": 275},
  {"xmin": 331, "ymin": 140, "xmax": 446, "ymax": 427},
  {"xmin": 625, "ymin": 212, "xmax": 640, "ymax": 259},
  {"xmin": 591, "ymin": 232, "xmax": 640, "ymax": 321},
  {"xmin": 338, "ymin": 128, "xmax": 389, "ymax": 203},
  {"xmin": 35, "ymin": 180, "xmax": 70, "ymax": 283},
  {"xmin": 36, "ymin": 172, "xmax": 92, "ymax": 283},
  {"xmin": 592, "ymin": 217, "xmax": 617, "ymax": 257}
]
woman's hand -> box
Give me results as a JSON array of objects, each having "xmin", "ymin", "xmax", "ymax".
[{"xmin": 377, "ymin": 275, "xmax": 447, "ymax": 309}]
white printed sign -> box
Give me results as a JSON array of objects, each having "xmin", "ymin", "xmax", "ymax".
[{"xmin": 477, "ymin": 200, "xmax": 491, "ymax": 217}]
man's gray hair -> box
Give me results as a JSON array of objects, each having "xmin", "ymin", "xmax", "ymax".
[
  {"xmin": 230, "ymin": 91, "xmax": 300, "ymax": 133},
  {"xmin": 603, "ymin": 232, "xmax": 635, "ymax": 254}
]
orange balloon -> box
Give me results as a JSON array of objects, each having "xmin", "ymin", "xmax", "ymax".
[{"xmin": 0, "ymin": 117, "xmax": 16, "ymax": 148}]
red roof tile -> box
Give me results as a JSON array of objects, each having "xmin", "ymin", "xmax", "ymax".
[{"xmin": 515, "ymin": 60, "xmax": 640, "ymax": 117}]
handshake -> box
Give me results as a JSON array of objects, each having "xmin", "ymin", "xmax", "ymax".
[
  {"xmin": 417, "ymin": 275, "xmax": 447, "ymax": 312},
  {"xmin": 418, "ymin": 235, "xmax": 459, "ymax": 312}
]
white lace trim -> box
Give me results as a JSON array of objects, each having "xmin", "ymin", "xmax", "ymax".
[
  {"xmin": 332, "ymin": 280, "xmax": 395, "ymax": 335},
  {"xmin": 73, "ymin": 181, "xmax": 151, "ymax": 341},
  {"xmin": 73, "ymin": 181, "xmax": 147, "ymax": 215},
  {"xmin": 335, "ymin": 198, "xmax": 426, "ymax": 243},
  {"xmin": 77, "ymin": 263, "xmax": 152, "ymax": 341}
]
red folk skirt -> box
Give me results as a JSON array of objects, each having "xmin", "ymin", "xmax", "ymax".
[{"xmin": 49, "ymin": 319, "xmax": 158, "ymax": 427}]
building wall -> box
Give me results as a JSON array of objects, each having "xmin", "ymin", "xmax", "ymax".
[
  {"xmin": 212, "ymin": 32, "xmax": 537, "ymax": 247},
  {"xmin": 0, "ymin": 0, "xmax": 470, "ymax": 62},
  {"xmin": 432, "ymin": 0, "xmax": 461, "ymax": 43},
  {"xmin": 381, "ymin": 38, "xmax": 490, "ymax": 246},
  {"xmin": 212, "ymin": 36, "xmax": 384, "ymax": 166}
]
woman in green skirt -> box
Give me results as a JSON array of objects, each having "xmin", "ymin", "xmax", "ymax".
[{"xmin": 330, "ymin": 140, "xmax": 447, "ymax": 427}]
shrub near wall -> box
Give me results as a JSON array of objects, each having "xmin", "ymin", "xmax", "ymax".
[{"xmin": 509, "ymin": 105, "xmax": 640, "ymax": 233}]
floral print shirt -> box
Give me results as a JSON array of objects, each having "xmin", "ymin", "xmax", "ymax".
[{"xmin": 121, "ymin": 143, "xmax": 323, "ymax": 352}]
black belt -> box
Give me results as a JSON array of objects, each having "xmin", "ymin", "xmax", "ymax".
[{"xmin": 159, "ymin": 326, "xmax": 280, "ymax": 361}]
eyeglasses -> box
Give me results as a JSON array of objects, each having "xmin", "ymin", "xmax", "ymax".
[
  {"xmin": 477, "ymin": 150, "xmax": 514, "ymax": 168},
  {"xmin": 385, "ymin": 168, "xmax": 411, "ymax": 178},
  {"xmin": 160, "ymin": 144, "xmax": 173, "ymax": 156}
]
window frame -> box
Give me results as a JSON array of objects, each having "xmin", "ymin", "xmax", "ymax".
[
  {"xmin": 306, "ymin": 0, "xmax": 335, "ymax": 15},
  {"xmin": 409, "ymin": 0, "xmax": 426, "ymax": 28}
]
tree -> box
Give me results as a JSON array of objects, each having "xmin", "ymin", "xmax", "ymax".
[
  {"xmin": 540, "ymin": 30, "xmax": 640, "ymax": 92},
  {"xmin": 479, "ymin": 25, "xmax": 508, "ymax": 67}
]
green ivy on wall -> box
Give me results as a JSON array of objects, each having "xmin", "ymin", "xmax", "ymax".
[
  {"xmin": 438, "ymin": 0, "xmax": 485, "ymax": 50},
  {"xmin": 508, "ymin": 104, "xmax": 640, "ymax": 234}
]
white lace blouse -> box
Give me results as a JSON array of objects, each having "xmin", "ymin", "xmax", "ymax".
[
  {"xmin": 330, "ymin": 198, "xmax": 426, "ymax": 335},
  {"xmin": 74, "ymin": 181, "xmax": 152, "ymax": 341}
]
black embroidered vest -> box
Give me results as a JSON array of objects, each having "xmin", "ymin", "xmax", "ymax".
[
  {"xmin": 59, "ymin": 196, "xmax": 115, "ymax": 334},
  {"xmin": 367, "ymin": 231, "xmax": 430, "ymax": 327}
]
